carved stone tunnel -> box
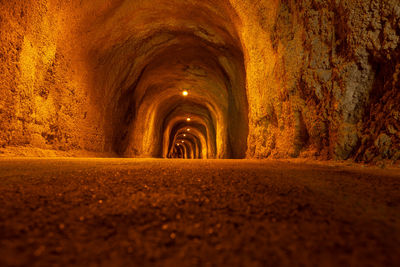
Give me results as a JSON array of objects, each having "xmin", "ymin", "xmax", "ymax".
[
  {"xmin": 0, "ymin": 0, "xmax": 399, "ymax": 161},
  {"xmin": 0, "ymin": 1, "xmax": 400, "ymax": 266},
  {"xmin": 105, "ymin": 28, "xmax": 248, "ymax": 159}
]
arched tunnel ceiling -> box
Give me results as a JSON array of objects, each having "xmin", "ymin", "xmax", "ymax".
[
  {"xmin": 175, "ymin": 132, "xmax": 203, "ymax": 159},
  {"xmin": 174, "ymin": 135, "xmax": 200, "ymax": 159},
  {"xmin": 171, "ymin": 124, "xmax": 209, "ymax": 159},
  {"xmin": 80, "ymin": 0, "xmax": 249, "ymax": 159},
  {"xmin": 162, "ymin": 103, "xmax": 215, "ymax": 159}
]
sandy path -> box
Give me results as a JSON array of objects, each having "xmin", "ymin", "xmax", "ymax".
[{"xmin": 0, "ymin": 158, "xmax": 399, "ymax": 266}]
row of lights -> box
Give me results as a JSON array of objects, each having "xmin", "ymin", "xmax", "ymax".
[
  {"xmin": 176, "ymin": 140, "xmax": 185, "ymax": 146},
  {"xmin": 176, "ymin": 90, "xmax": 191, "ymax": 148},
  {"xmin": 182, "ymin": 90, "xmax": 191, "ymax": 123},
  {"xmin": 183, "ymin": 90, "xmax": 191, "ymax": 132},
  {"xmin": 175, "ymin": 131, "xmax": 190, "ymax": 146}
]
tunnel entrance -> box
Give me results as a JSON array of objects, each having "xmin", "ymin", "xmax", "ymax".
[{"xmin": 95, "ymin": 1, "xmax": 249, "ymax": 159}]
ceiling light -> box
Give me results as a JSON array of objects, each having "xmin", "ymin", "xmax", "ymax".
[
  {"xmin": 186, "ymin": 117, "xmax": 191, "ymax": 122},
  {"xmin": 182, "ymin": 90, "xmax": 189, "ymax": 96},
  {"xmin": 187, "ymin": 128, "xmax": 191, "ymax": 132}
]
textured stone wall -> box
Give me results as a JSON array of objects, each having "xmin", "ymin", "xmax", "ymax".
[
  {"xmin": 0, "ymin": 0, "xmax": 399, "ymax": 161},
  {"xmin": 236, "ymin": 0, "xmax": 400, "ymax": 162},
  {"xmin": 0, "ymin": 1, "xmax": 108, "ymax": 156}
]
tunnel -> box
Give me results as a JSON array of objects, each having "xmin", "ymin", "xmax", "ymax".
[
  {"xmin": 87, "ymin": 1, "xmax": 249, "ymax": 160},
  {"xmin": 0, "ymin": 0, "xmax": 399, "ymax": 266},
  {"xmin": 1, "ymin": 0, "xmax": 399, "ymax": 162}
]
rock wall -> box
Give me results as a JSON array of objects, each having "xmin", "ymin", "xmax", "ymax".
[
  {"xmin": 0, "ymin": 0, "xmax": 399, "ymax": 161},
  {"xmin": 0, "ymin": 1, "xmax": 110, "ymax": 156},
  {"xmin": 236, "ymin": 0, "xmax": 400, "ymax": 162}
]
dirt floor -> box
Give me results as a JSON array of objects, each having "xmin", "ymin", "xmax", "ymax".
[{"xmin": 0, "ymin": 158, "xmax": 399, "ymax": 267}]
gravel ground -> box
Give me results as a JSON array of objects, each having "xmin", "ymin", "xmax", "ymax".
[{"xmin": 0, "ymin": 158, "xmax": 399, "ymax": 267}]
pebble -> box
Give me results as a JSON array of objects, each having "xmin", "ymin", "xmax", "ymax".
[{"xmin": 34, "ymin": 246, "xmax": 45, "ymax": 256}]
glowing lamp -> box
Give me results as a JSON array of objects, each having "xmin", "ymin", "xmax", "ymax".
[
  {"xmin": 182, "ymin": 90, "xmax": 189, "ymax": 96},
  {"xmin": 187, "ymin": 128, "xmax": 191, "ymax": 132},
  {"xmin": 186, "ymin": 117, "xmax": 191, "ymax": 122},
  {"xmin": 183, "ymin": 134, "xmax": 187, "ymax": 137}
]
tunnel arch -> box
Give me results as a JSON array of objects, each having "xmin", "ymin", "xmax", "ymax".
[
  {"xmin": 176, "ymin": 138, "xmax": 197, "ymax": 159},
  {"xmin": 173, "ymin": 132, "xmax": 203, "ymax": 159},
  {"xmin": 80, "ymin": 0, "xmax": 249, "ymax": 159},
  {"xmin": 173, "ymin": 134, "xmax": 200, "ymax": 159},
  {"xmin": 163, "ymin": 119, "xmax": 211, "ymax": 159},
  {"xmin": 169, "ymin": 126, "xmax": 208, "ymax": 159},
  {"xmin": 162, "ymin": 104, "xmax": 214, "ymax": 158}
]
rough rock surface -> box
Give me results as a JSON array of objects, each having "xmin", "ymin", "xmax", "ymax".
[
  {"xmin": 0, "ymin": 1, "xmax": 104, "ymax": 155},
  {"xmin": 0, "ymin": 0, "xmax": 399, "ymax": 161},
  {"xmin": 242, "ymin": 0, "xmax": 400, "ymax": 161}
]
